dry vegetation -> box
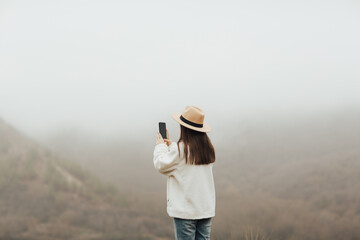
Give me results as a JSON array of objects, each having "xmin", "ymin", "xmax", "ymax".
[{"xmin": 0, "ymin": 118, "xmax": 169, "ymax": 240}]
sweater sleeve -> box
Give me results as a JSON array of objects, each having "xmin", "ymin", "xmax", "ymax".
[{"xmin": 153, "ymin": 142, "xmax": 180, "ymax": 176}]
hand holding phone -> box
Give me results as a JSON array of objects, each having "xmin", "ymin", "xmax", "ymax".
[{"xmin": 158, "ymin": 122, "xmax": 172, "ymax": 146}]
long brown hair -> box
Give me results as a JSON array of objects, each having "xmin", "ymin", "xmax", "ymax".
[{"xmin": 177, "ymin": 125, "xmax": 215, "ymax": 165}]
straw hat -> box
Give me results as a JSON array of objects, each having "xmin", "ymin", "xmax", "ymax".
[{"xmin": 171, "ymin": 106, "xmax": 211, "ymax": 133}]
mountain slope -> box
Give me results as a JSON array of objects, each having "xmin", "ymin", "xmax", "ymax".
[{"xmin": 0, "ymin": 117, "xmax": 168, "ymax": 240}]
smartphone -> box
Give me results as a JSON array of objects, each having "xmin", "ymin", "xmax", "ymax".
[{"xmin": 159, "ymin": 122, "xmax": 167, "ymax": 139}]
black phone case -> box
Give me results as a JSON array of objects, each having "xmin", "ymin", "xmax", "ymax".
[{"xmin": 159, "ymin": 122, "xmax": 167, "ymax": 139}]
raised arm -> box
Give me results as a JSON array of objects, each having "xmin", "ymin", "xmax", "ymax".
[{"xmin": 153, "ymin": 142, "xmax": 180, "ymax": 176}]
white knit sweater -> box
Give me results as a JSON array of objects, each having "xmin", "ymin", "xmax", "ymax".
[{"xmin": 153, "ymin": 141, "xmax": 216, "ymax": 219}]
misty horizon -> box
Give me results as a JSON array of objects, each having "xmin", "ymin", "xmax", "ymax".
[{"xmin": 1, "ymin": 0, "xmax": 359, "ymax": 141}]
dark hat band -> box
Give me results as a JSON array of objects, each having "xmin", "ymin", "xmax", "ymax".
[{"xmin": 180, "ymin": 115, "xmax": 203, "ymax": 128}]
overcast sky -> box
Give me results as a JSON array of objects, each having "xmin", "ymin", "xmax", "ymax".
[{"xmin": 0, "ymin": 0, "xmax": 359, "ymax": 140}]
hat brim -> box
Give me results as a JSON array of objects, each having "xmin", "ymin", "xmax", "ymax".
[{"xmin": 171, "ymin": 113, "xmax": 211, "ymax": 133}]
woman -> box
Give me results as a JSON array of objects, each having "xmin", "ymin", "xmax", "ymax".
[{"xmin": 153, "ymin": 105, "xmax": 216, "ymax": 240}]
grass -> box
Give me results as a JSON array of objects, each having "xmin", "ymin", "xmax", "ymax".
[{"xmin": 241, "ymin": 226, "xmax": 272, "ymax": 240}]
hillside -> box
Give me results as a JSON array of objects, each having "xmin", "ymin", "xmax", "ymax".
[
  {"xmin": 213, "ymin": 109, "xmax": 360, "ymax": 239},
  {"xmin": 0, "ymin": 117, "xmax": 169, "ymax": 240}
]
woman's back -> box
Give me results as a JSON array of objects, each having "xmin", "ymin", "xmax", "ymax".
[{"xmin": 153, "ymin": 141, "xmax": 216, "ymax": 219}]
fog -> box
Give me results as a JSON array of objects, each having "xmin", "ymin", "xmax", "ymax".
[
  {"xmin": 1, "ymin": 0, "xmax": 359, "ymax": 141},
  {"xmin": 1, "ymin": 1, "xmax": 360, "ymax": 239}
]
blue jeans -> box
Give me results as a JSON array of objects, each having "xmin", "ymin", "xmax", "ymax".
[{"xmin": 173, "ymin": 217, "xmax": 212, "ymax": 240}]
